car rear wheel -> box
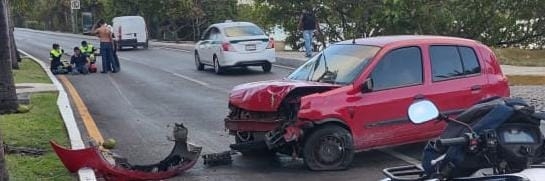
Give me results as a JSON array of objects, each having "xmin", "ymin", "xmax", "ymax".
[
  {"xmin": 303, "ymin": 125, "xmax": 354, "ymax": 171},
  {"xmin": 194, "ymin": 53, "xmax": 204, "ymax": 71},
  {"xmin": 213, "ymin": 56, "xmax": 223, "ymax": 74},
  {"xmin": 262, "ymin": 62, "xmax": 272, "ymax": 73}
]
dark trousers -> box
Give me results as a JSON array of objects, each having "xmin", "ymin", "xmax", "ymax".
[
  {"xmin": 112, "ymin": 48, "xmax": 121, "ymax": 71},
  {"xmin": 100, "ymin": 42, "xmax": 116, "ymax": 72}
]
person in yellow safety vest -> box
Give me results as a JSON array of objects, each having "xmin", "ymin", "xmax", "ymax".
[
  {"xmin": 80, "ymin": 41, "xmax": 97, "ymax": 63},
  {"xmin": 50, "ymin": 43, "xmax": 68, "ymax": 74}
]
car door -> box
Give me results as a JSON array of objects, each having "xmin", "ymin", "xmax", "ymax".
[
  {"xmin": 424, "ymin": 45, "xmax": 487, "ymax": 130},
  {"xmin": 197, "ymin": 28, "xmax": 213, "ymax": 63},
  {"xmin": 208, "ymin": 28, "xmax": 223, "ymax": 62},
  {"xmin": 351, "ymin": 46, "xmax": 428, "ymax": 149}
]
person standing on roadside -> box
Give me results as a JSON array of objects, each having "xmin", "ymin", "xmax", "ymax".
[
  {"xmin": 92, "ymin": 19, "xmax": 117, "ymax": 73},
  {"xmin": 298, "ymin": 9, "xmax": 320, "ymax": 58},
  {"xmin": 107, "ymin": 23, "xmax": 121, "ymax": 71}
]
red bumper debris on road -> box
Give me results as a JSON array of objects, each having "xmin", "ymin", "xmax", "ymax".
[{"xmin": 51, "ymin": 123, "xmax": 202, "ymax": 181}]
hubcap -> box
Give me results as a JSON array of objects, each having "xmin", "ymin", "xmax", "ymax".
[{"xmin": 315, "ymin": 135, "xmax": 344, "ymax": 164}]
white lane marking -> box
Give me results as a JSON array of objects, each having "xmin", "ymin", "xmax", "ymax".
[
  {"xmin": 154, "ymin": 46, "xmax": 192, "ymax": 52},
  {"xmin": 380, "ymin": 148, "xmax": 421, "ymax": 166},
  {"xmin": 18, "ymin": 49, "xmax": 97, "ymax": 180},
  {"xmin": 117, "ymin": 56, "xmax": 216, "ymax": 88},
  {"xmin": 273, "ymin": 64, "xmax": 296, "ymax": 70},
  {"xmin": 171, "ymin": 72, "xmax": 210, "ymax": 86}
]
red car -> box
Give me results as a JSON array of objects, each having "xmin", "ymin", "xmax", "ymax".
[{"xmin": 225, "ymin": 35, "xmax": 510, "ymax": 170}]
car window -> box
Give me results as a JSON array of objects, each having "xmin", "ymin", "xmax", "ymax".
[
  {"xmin": 224, "ymin": 25, "xmax": 265, "ymax": 37},
  {"xmin": 210, "ymin": 28, "xmax": 221, "ymax": 41},
  {"xmin": 459, "ymin": 47, "xmax": 481, "ymax": 75},
  {"xmin": 288, "ymin": 45, "xmax": 380, "ymax": 85},
  {"xmin": 371, "ymin": 47, "xmax": 423, "ymax": 90},
  {"xmin": 430, "ymin": 46, "xmax": 481, "ymax": 81},
  {"xmin": 201, "ymin": 28, "xmax": 211, "ymax": 40}
]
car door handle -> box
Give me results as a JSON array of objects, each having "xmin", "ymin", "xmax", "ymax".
[
  {"xmin": 414, "ymin": 94, "xmax": 425, "ymax": 100},
  {"xmin": 471, "ymin": 85, "xmax": 481, "ymax": 91}
]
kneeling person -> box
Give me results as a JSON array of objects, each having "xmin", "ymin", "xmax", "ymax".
[{"xmin": 71, "ymin": 47, "xmax": 90, "ymax": 75}]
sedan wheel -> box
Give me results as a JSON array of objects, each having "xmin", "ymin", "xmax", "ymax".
[
  {"xmin": 262, "ymin": 62, "xmax": 272, "ymax": 73},
  {"xmin": 195, "ymin": 53, "xmax": 204, "ymax": 71}
]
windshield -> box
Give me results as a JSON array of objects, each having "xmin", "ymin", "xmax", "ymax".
[
  {"xmin": 288, "ymin": 45, "xmax": 380, "ymax": 84},
  {"xmin": 224, "ymin": 25, "xmax": 265, "ymax": 37}
]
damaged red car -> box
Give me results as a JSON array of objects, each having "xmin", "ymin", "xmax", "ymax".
[{"xmin": 225, "ymin": 35, "xmax": 510, "ymax": 170}]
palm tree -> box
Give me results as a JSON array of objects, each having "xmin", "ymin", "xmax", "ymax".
[{"xmin": 1, "ymin": 0, "xmax": 16, "ymax": 179}]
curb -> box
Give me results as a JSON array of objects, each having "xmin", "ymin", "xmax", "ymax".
[{"xmin": 18, "ymin": 49, "xmax": 97, "ymax": 181}]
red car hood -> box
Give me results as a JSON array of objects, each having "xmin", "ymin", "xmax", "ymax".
[{"xmin": 229, "ymin": 79, "xmax": 340, "ymax": 112}]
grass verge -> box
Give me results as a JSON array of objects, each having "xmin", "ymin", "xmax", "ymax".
[
  {"xmin": 508, "ymin": 75, "xmax": 545, "ymax": 86},
  {"xmin": 13, "ymin": 58, "xmax": 52, "ymax": 84},
  {"xmin": 1, "ymin": 56, "xmax": 72, "ymax": 180},
  {"xmin": 494, "ymin": 48, "xmax": 545, "ymax": 67}
]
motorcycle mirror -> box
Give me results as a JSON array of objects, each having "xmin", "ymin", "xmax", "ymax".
[{"xmin": 408, "ymin": 100, "xmax": 439, "ymax": 124}]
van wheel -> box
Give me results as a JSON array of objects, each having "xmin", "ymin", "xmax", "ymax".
[
  {"xmin": 143, "ymin": 42, "xmax": 149, "ymax": 49},
  {"xmin": 262, "ymin": 63, "xmax": 272, "ymax": 73},
  {"xmin": 194, "ymin": 52, "xmax": 204, "ymax": 71},
  {"xmin": 213, "ymin": 56, "xmax": 223, "ymax": 74},
  {"xmin": 303, "ymin": 125, "xmax": 354, "ymax": 171}
]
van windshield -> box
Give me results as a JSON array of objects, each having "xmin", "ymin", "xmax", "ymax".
[
  {"xmin": 288, "ymin": 45, "xmax": 380, "ymax": 85},
  {"xmin": 224, "ymin": 26, "xmax": 265, "ymax": 37}
]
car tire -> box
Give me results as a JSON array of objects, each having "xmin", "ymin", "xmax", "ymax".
[
  {"xmin": 262, "ymin": 62, "xmax": 272, "ymax": 73},
  {"xmin": 143, "ymin": 41, "xmax": 149, "ymax": 49},
  {"xmin": 213, "ymin": 56, "xmax": 223, "ymax": 74},
  {"xmin": 303, "ymin": 125, "xmax": 354, "ymax": 171},
  {"xmin": 195, "ymin": 52, "xmax": 204, "ymax": 71}
]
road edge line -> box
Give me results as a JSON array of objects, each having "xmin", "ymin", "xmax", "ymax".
[{"xmin": 18, "ymin": 49, "xmax": 97, "ymax": 181}]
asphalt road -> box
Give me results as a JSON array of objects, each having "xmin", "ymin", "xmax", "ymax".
[{"xmin": 15, "ymin": 29, "xmax": 421, "ymax": 181}]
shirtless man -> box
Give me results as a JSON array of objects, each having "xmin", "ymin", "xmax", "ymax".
[{"xmin": 92, "ymin": 19, "xmax": 118, "ymax": 73}]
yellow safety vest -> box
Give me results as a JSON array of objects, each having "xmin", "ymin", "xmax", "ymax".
[
  {"xmin": 80, "ymin": 45, "xmax": 94, "ymax": 54},
  {"xmin": 50, "ymin": 49, "xmax": 62, "ymax": 58}
]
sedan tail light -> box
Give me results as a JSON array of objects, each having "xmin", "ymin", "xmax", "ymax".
[
  {"xmin": 266, "ymin": 38, "xmax": 275, "ymax": 49},
  {"xmin": 222, "ymin": 42, "xmax": 236, "ymax": 52}
]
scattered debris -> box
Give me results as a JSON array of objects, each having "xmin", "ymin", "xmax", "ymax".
[
  {"xmin": 51, "ymin": 123, "xmax": 202, "ymax": 180},
  {"xmin": 202, "ymin": 151, "xmax": 237, "ymax": 166},
  {"xmin": 4, "ymin": 144, "xmax": 45, "ymax": 156}
]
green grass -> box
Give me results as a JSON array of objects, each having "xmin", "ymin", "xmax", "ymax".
[
  {"xmin": 2, "ymin": 58, "xmax": 72, "ymax": 180},
  {"xmin": 1, "ymin": 93, "xmax": 72, "ymax": 180},
  {"xmin": 13, "ymin": 58, "xmax": 52, "ymax": 84},
  {"xmin": 494, "ymin": 48, "xmax": 545, "ymax": 67},
  {"xmin": 507, "ymin": 75, "xmax": 545, "ymax": 86}
]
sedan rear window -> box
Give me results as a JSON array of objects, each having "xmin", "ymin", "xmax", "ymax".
[{"xmin": 224, "ymin": 26, "xmax": 265, "ymax": 37}]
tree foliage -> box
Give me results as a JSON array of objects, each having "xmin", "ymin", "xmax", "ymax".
[{"xmin": 240, "ymin": 0, "xmax": 545, "ymax": 48}]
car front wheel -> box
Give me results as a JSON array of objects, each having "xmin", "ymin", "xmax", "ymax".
[
  {"xmin": 195, "ymin": 52, "xmax": 204, "ymax": 71},
  {"xmin": 303, "ymin": 125, "xmax": 354, "ymax": 171}
]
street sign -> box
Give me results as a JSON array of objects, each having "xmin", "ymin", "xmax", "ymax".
[{"xmin": 71, "ymin": 0, "xmax": 80, "ymax": 10}]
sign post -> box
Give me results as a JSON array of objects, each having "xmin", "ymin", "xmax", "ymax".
[{"xmin": 70, "ymin": 0, "xmax": 80, "ymax": 33}]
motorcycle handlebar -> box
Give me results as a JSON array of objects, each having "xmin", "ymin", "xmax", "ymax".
[{"xmin": 437, "ymin": 136, "xmax": 468, "ymax": 147}]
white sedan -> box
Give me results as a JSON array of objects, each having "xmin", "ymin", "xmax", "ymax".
[{"xmin": 194, "ymin": 22, "xmax": 276, "ymax": 74}]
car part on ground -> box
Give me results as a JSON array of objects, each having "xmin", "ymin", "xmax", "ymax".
[{"xmin": 51, "ymin": 123, "xmax": 201, "ymax": 181}]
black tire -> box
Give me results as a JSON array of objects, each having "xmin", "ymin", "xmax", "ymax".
[
  {"xmin": 262, "ymin": 62, "xmax": 272, "ymax": 73},
  {"xmin": 143, "ymin": 41, "xmax": 149, "ymax": 49},
  {"xmin": 303, "ymin": 125, "xmax": 354, "ymax": 171},
  {"xmin": 194, "ymin": 52, "xmax": 204, "ymax": 71},
  {"xmin": 213, "ymin": 56, "xmax": 223, "ymax": 74}
]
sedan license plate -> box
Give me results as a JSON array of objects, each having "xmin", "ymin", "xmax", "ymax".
[{"xmin": 245, "ymin": 44, "xmax": 257, "ymax": 51}]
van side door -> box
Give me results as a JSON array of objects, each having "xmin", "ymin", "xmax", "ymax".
[{"xmin": 197, "ymin": 28, "xmax": 213, "ymax": 63}]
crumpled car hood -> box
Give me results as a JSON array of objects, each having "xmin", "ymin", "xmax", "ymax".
[{"xmin": 229, "ymin": 79, "xmax": 340, "ymax": 112}]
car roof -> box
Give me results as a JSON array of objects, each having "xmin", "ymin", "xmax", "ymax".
[
  {"xmin": 337, "ymin": 35, "xmax": 479, "ymax": 47},
  {"xmin": 210, "ymin": 22, "xmax": 259, "ymax": 29}
]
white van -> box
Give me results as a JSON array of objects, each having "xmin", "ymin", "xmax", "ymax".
[{"xmin": 112, "ymin": 16, "xmax": 148, "ymax": 49}]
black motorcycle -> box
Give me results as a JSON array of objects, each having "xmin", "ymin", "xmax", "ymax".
[{"xmin": 383, "ymin": 98, "xmax": 545, "ymax": 181}]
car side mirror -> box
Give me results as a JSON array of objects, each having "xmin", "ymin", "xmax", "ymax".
[
  {"xmin": 360, "ymin": 78, "xmax": 373, "ymax": 93},
  {"xmin": 408, "ymin": 100, "xmax": 439, "ymax": 124}
]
